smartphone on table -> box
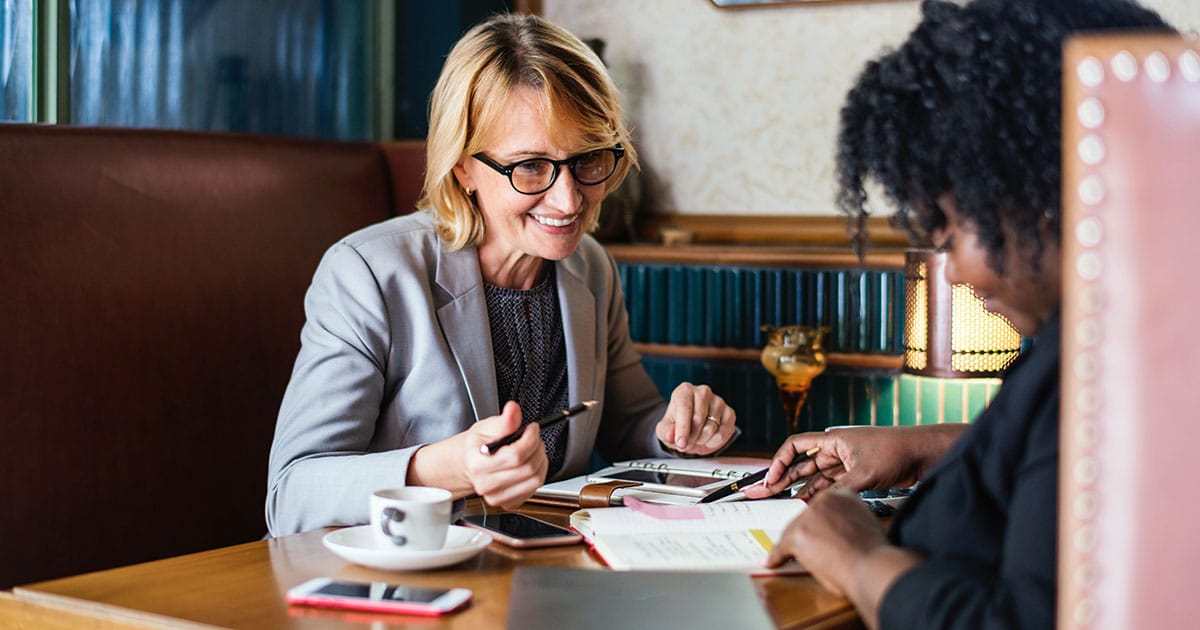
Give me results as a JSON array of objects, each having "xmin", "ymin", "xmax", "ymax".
[
  {"xmin": 286, "ymin": 578, "xmax": 472, "ymax": 616},
  {"xmin": 458, "ymin": 512, "xmax": 582, "ymax": 548},
  {"xmin": 587, "ymin": 468, "xmax": 728, "ymax": 496}
]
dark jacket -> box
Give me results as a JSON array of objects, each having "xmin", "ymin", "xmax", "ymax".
[{"xmin": 881, "ymin": 314, "xmax": 1060, "ymax": 629}]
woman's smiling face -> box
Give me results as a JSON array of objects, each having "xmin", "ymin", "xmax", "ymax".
[
  {"xmin": 454, "ymin": 86, "xmax": 607, "ymax": 288},
  {"xmin": 931, "ymin": 194, "xmax": 1062, "ymax": 337}
]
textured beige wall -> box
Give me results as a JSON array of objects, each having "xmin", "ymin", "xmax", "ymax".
[{"xmin": 544, "ymin": 0, "xmax": 1200, "ymax": 217}]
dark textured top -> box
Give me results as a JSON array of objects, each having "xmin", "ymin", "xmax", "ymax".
[
  {"xmin": 485, "ymin": 267, "xmax": 570, "ymax": 475},
  {"xmin": 880, "ymin": 313, "xmax": 1061, "ymax": 629}
]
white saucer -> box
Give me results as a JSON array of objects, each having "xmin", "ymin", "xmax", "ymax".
[{"xmin": 323, "ymin": 525, "xmax": 492, "ymax": 571}]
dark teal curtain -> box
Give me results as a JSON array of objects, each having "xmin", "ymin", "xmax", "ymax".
[
  {"xmin": 0, "ymin": 0, "xmax": 32, "ymax": 121},
  {"xmin": 69, "ymin": 0, "xmax": 371, "ymax": 139}
]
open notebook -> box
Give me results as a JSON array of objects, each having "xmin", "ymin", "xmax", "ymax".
[{"xmin": 570, "ymin": 498, "xmax": 807, "ymax": 574}]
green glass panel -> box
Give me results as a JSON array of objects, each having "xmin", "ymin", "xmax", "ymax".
[
  {"xmin": 967, "ymin": 379, "xmax": 1002, "ymax": 422},
  {"xmin": 850, "ymin": 375, "xmax": 874, "ymax": 426},
  {"xmin": 872, "ymin": 375, "xmax": 898, "ymax": 427},
  {"xmin": 897, "ymin": 373, "xmax": 919, "ymax": 426},
  {"xmin": 918, "ymin": 377, "xmax": 942, "ymax": 426},
  {"xmin": 942, "ymin": 379, "xmax": 966, "ymax": 424}
]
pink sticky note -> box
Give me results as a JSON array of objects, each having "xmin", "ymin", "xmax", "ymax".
[{"xmin": 623, "ymin": 496, "xmax": 705, "ymax": 519}]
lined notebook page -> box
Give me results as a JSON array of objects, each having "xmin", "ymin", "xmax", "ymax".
[
  {"xmin": 615, "ymin": 457, "xmax": 768, "ymax": 479},
  {"xmin": 572, "ymin": 499, "xmax": 805, "ymax": 537}
]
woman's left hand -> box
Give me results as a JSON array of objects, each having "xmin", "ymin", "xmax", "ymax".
[
  {"xmin": 765, "ymin": 490, "xmax": 886, "ymax": 595},
  {"xmin": 764, "ymin": 489, "xmax": 921, "ymax": 627},
  {"xmin": 655, "ymin": 383, "xmax": 737, "ymax": 455}
]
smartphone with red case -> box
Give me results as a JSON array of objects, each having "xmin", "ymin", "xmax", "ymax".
[{"xmin": 286, "ymin": 578, "xmax": 471, "ymax": 616}]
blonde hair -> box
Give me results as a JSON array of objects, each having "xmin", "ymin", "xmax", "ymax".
[{"xmin": 418, "ymin": 13, "xmax": 638, "ymax": 251}]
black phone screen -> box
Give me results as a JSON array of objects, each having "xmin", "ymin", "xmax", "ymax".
[
  {"xmin": 314, "ymin": 581, "xmax": 449, "ymax": 603},
  {"xmin": 598, "ymin": 469, "xmax": 719, "ymax": 488},
  {"xmin": 460, "ymin": 513, "xmax": 573, "ymax": 539}
]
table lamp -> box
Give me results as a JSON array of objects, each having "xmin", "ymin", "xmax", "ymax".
[{"xmin": 902, "ymin": 249, "xmax": 1021, "ymax": 378}]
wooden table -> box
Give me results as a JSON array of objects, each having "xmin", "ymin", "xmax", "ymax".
[{"xmin": 0, "ymin": 503, "xmax": 861, "ymax": 629}]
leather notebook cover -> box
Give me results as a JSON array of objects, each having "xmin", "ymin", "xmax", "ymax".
[
  {"xmin": 505, "ymin": 566, "xmax": 774, "ymax": 630},
  {"xmin": 528, "ymin": 478, "xmax": 643, "ymax": 508}
]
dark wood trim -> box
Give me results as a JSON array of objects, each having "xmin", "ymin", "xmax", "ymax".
[
  {"xmin": 606, "ymin": 243, "xmax": 905, "ymax": 269},
  {"xmin": 634, "ymin": 343, "xmax": 904, "ymax": 370},
  {"xmin": 511, "ymin": 0, "xmax": 542, "ymax": 14},
  {"xmin": 636, "ymin": 214, "xmax": 908, "ymax": 248},
  {"xmin": 712, "ymin": 0, "xmax": 908, "ymax": 8}
]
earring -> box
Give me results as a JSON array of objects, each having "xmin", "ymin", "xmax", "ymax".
[{"xmin": 465, "ymin": 188, "xmax": 474, "ymax": 196}]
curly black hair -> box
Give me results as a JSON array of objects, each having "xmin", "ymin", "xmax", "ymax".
[{"xmin": 836, "ymin": 0, "xmax": 1173, "ymax": 274}]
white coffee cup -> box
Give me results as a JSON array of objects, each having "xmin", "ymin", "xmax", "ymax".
[{"xmin": 369, "ymin": 487, "xmax": 452, "ymax": 551}]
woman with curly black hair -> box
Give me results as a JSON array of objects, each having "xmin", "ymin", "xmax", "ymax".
[{"xmin": 743, "ymin": 1, "xmax": 1175, "ymax": 628}]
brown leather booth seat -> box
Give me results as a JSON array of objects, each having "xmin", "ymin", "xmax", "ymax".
[{"xmin": 0, "ymin": 124, "xmax": 420, "ymax": 588}]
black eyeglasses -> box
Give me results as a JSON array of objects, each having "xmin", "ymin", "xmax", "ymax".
[{"xmin": 471, "ymin": 146, "xmax": 624, "ymax": 195}]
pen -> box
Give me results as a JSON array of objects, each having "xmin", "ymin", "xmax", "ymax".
[
  {"xmin": 482, "ymin": 400, "xmax": 598, "ymax": 454},
  {"xmin": 697, "ymin": 446, "xmax": 820, "ymax": 504}
]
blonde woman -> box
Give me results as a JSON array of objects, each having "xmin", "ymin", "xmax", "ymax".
[{"xmin": 267, "ymin": 14, "xmax": 738, "ymax": 537}]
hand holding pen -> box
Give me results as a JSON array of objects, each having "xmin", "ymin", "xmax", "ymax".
[
  {"xmin": 482, "ymin": 400, "xmax": 597, "ymax": 454},
  {"xmin": 454, "ymin": 401, "xmax": 550, "ymax": 511},
  {"xmin": 740, "ymin": 440, "xmax": 831, "ymax": 501},
  {"xmin": 700, "ymin": 446, "xmax": 820, "ymax": 503},
  {"xmin": 743, "ymin": 425, "xmax": 940, "ymax": 501}
]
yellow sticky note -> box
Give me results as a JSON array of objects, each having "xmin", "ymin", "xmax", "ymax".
[{"xmin": 749, "ymin": 529, "xmax": 774, "ymax": 552}]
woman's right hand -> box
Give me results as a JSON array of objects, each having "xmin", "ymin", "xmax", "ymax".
[
  {"xmin": 408, "ymin": 401, "xmax": 549, "ymax": 510},
  {"xmin": 461, "ymin": 401, "xmax": 549, "ymax": 509},
  {"xmin": 742, "ymin": 424, "xmax": 966, "ymax": 500}
]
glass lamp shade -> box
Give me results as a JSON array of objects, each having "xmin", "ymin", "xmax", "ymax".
[{"xmin": 903, "ymin": 249, "xmax": 1022, "ymax": 378}]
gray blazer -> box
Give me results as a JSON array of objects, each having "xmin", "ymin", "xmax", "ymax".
[{"xmin": 266, "ymin": 211, "xmax": 668, "ymax": 536}]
